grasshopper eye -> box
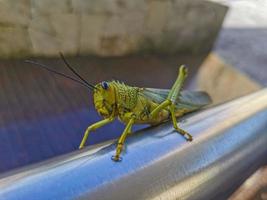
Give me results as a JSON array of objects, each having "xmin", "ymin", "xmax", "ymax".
[{"xmin": 101, "ymin": 81, "xmax": 109, "ymax": 90}]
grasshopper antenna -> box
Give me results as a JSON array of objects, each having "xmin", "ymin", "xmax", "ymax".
[
  {"xmin": 59, "ymin": 52, "xmax": 97, "ymax": 90},
  {"xmin": 25, "ymin": 60, "xmax": 95, "ymax": 91}
]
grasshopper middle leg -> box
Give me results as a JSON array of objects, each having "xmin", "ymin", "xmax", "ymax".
[
  {"xmin": 112, "ymin": 117, "xmax": 135, "ymax": 162},
  {"xmin": 150, "ymin": 65, "xmax": 193, "ymax": 141}
]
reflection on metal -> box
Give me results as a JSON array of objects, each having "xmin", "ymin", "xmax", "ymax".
[{"xmin": 1, "ymin": 89, "xmax": 267, "ymax": 200}]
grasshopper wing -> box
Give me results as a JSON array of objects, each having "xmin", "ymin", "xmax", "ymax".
[{"xmin": 142, "ymin": 88, "xmax": 212, "ymax": 111}]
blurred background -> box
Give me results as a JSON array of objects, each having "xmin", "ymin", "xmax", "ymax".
[{"xmin": 0, "ymin": 0, "xmax": 266, "ymax": 199}]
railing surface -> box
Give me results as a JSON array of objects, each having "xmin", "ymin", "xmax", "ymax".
[{"xmin": 0, "ymin": 89, "xmax": 267, "ymax": 200}]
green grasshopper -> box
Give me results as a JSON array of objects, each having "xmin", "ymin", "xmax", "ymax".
[{"xmin": 26, "ymin": 53, "xmax": 211, "ymax": 162}]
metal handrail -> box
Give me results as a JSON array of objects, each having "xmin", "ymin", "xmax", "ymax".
[{"xmin": 1, "ymin": 89, "xmax": 267, "ymax": 200}]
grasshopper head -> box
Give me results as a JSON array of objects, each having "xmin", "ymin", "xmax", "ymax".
[{"xmin": 93, "ymin": 81, "xmax": 116, "ymax": 118}]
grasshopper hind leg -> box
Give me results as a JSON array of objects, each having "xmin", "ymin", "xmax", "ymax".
[
  {"xmin": 170, "ymin": 105, "xmax": 193, "ymax": 141},
  {"xmin": 150, "ymin": 65, "xmax": 193, "ymax": 142}
]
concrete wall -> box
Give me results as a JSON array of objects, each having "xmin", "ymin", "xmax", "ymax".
[{"xmin": 0, "ymin": 0, "xmax": 227, "ymax": 58}]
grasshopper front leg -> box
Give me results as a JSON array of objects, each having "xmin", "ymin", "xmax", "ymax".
[
  {"xmin": 79, "ymin": 117, "xmax": 115, "ymax": 149},
  {"xmin": 112, "ymin": 116, "xmax": 135, "ymax": 162},
  {"xmin": 150, "ymin": 65, "xmax": 193, "ymax": 141}
]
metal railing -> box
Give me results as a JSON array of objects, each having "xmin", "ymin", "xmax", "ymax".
[{"xmin": 1, "ymin": 89, "xmax": 267, "ymax": 200}]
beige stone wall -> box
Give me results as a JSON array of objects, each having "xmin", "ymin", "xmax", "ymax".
[
  {"xmin": 0, "ymin": 0, "xmax": 227, "ymax": 58},
  {"xmin": 197, "ymin": 54, "xmax": 261, "ymax": 105}
]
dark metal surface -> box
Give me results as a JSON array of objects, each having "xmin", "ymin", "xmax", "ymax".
[{"xmin": 1, "ymin": 89, "xmax": 267, "ymax": 200}]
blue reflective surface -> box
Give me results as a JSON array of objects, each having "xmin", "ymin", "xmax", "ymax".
[
  {"xmin": 0, "ymin": 108, "xmax": 146, "ymax": 172},
  {"xmin": 0, "ymin": 90, "xmax": 267, "ymax": 200}
]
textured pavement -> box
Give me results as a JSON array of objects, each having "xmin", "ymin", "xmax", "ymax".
[{"xmin": 212, "ymin": 0, "xmax": 267, "ymax": 86}]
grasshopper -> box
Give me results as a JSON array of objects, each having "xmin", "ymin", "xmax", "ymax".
[{"xmin": 26, "ymin": 53, "xmax": 211, "ymax": 162}]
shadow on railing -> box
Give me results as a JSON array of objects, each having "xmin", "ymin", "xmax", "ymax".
[{"xmin": 1, "ymin": 89, "xmax": 267, "ymax": 200}]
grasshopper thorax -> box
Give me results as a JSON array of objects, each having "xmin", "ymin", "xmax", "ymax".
[{"xmin": 93, "ymin": 81, "xmax": 116, "ymax": 118}]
